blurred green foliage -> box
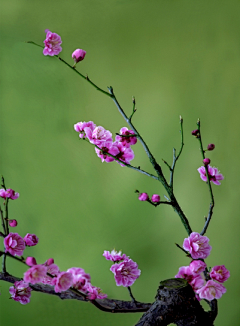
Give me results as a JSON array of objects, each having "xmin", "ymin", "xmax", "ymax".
[{"xmin": 1, "ymin": 1, "xmax": 240, "ymax": 325}]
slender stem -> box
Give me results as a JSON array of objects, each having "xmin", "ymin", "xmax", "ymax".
[
  {"xmin": 175, "ymin": 243, "xmax": 190, "ymax": 256},
  {"xmin": 129, "ymin": 97, "xmax": 136, "ymax": 122},
  {"xmin": 127, "ymin": 286, "xmax": 137, "ymax": 303},
  {"xmin": 5, "ymin": 198, "xmax": 9, "ymax": 235},
  {"xmin": 0, "ymin": 205, "xmax": 6, "ymax": 235}
]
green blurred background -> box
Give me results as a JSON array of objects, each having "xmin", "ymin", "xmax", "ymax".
[{"xmin": 1, "ymin": 1, "xmax": 240, "ymax": 325}]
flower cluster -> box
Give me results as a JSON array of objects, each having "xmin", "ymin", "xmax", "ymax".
[
  {"xmin": 175, "ymin": 232, "xmax": 230, "ymax": 300},
  {"xmin": 4, "ymin": 232, "xmax": 39, "ymax": 256},
  {"xmin": 74, "ymin": 121, "xmax": 137, "ymax": 166},
  {"xmin": 103, "ymin": 250, "xmax": 141, "ymax": 287}
]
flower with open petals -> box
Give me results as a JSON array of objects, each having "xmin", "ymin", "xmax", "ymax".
[
  {"xmin": 183, "ymin": 232, "xmax": 212, "ymax": 259},
  {"xmin": 85, "ymin": 283, "xmax": 107, "ymax": 300},
  {"xmin": 0, "ymin": 188, "xmax": 19, "ymax": 200},
  {"xmin": 43, "ymin": 30, "xmax": 62, "ymax": 56},
  {"xmin": 103, "ymin": 250, "xmax": 127, "ymax": 262},
  {"xmin": 197, "ymin": 165, "xmax": 224, "ymax": 185},
  {"xmin": 74, "ymin": 121, "xmax": 96, "ymax": 139},
  {"xmin": 9, "ymin": 281, "xmax": 32, "ymax": 305},
  {"xmin": 53, "ymin": 271, "xmax": 73, "ymax": 293},
  {"xmin": 196, "ymin": 280, "xmax": 226, "ymax": 300},
  {"xmin": 210, "ymin": 265, "xmax": 230, "ymax": 283},
  {"xmin": 24, "ymin": 233, "xmax": 39, "ymax": 246},
  {"xmin": 110, "ymin": 258, "xmax": 141, "ymax": 287},
  {"xmin": 113, "ymin": 141, "xmax": 135, "ymax": 166},
  {"xmin": 24, "ymin": 265, "xmax": 47, "ymax": 284},
  {"xmin": 67, "ymin": 267, "xmax": 91, "ymax": 290},
  {"xmin": 4, "ymin": 232, "xmax": 25, "ymax": 256},
  {"xmin": 115, "ymin": 127, "xmax": 137, "ymax": 148}
]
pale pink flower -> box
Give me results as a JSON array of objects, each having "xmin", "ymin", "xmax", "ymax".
[
  {"xmin": 0, "ymin": 188, "xmax": 19, "ymax": 200},
  {"xmin": 9, "ymin": 281, "xmax": 32, "ymax": 305},
  {"xmin": 43, "ymin": 30, "xmax": 62, "ymax": 56},
  {"xmin": 74, "ymin": 121, "xmax": 96, "ymax": 139},
  {"xmin": 42, "ymin": 263, "xmax": 60, "ymax": 285},
  {"xmin": 197, "ymin": 165, "xmax": 224, "ymax": 185},
  {"xmin": 67, "ymin": 267, "xmax": 91, "ymax": 290},
  {"xmin": 110, "ymin": 258, "xmax": 141, "ymax": 287},
  {"xmin": 95, "ymin": 142, "xmax": 119, "ymax": 163},
  {"xmin": 24, "ymin": 233, "xmax": 39, "ymax": 246},
  {"xmin": 113, "ymin": 141, "xmax": 135, "ymax": 166},
  {"xmin": 138, "ymin": 193, "xmax": 149, "ymax": 201},
  {"xmin": 151, "ymin": 194, "xmax": 160, "ymax": 203},
  {"xmin": 4, "ymin": 232, "xmax": 25, "ymax": 256},
  {"xmin": 72, "ymin": 49, "xmax": 86, "ymax": 63},
  {"xmin": 9, "ymin": 219, "xmax": 18, "ymax": 227},
  {"xmin": 210, "ymin": 265, "xmax": 230, "ymax": 283},
  {"xmin": 103, "ymin": 250, "xmax": 127, "ymax": 262},
  {"xmin": 85, "ymin": 283, "xmax": 107, "ymax": 300},
  {"xmin": 86, "ymin": 126, "xmax": 112, "ymax": 146},
  {"xmin": 196, "ymin": 280, "xmax": 226, "ymax": 300},
  {"xmin": 24, "ymin": 265, "xmax": 47, "ymax": 284},
  {"xmin": 53, "ymin": 271, "xmax": 73, "ymax": 293},
  {"xmin": 115, "ymin": 127, "xmax": 137, "ymax": 148},
  {"xmin": 25, "ymin": 257, "xmax": 37, "ymax": 267},
  {"xmin": 183, "ymin": 232, "xmax": 212, "ymax": 259},
  {"xmin": 189, "ymin": 260, "xmax": 207, "ymax": 274}
]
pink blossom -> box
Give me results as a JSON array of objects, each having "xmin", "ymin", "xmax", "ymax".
[
  {"xmin": 0, "ymin": 188, "xmax": 19, "ymax": 200},
  {"xmin": 72, "ymin": 49, "xmax": 86, "ymax": 63},
  {"xmin": 67, "ymin": 267, "xmax": 91, "ymax": 290},
  {"xmin": 210, "ymin": 265, "xmax": 230, "ymax": 283},
  {"xmin": 115, "ymin": 127, "xmax": 137, "ymax": 148},
  {"xmin": 95, "ymin": 142, "xmax": 119, "ymax": 163},
  {"xmin": 85, "ymin": 283, "xmax": 107, "ymax": 300},
  {"xmin": 25, "ymin": 257, "xmax": 37, "ymax": 267},
  {"xmin": 86, "ymin": 126, "xmax": 112, "ymax": 146},
  {"xmin": 9, "ymin": 281, "xmax": 32, "ymax": 305},
  {"xmin": 138, "ymin": 193, "xmax": 149, "ymax": 201},
  {"xmin": 53, "ymin": 271, "xmax": 73, "ymax": 293},
  {"xmin": 74, "ymin": 121, "xmax": 96, "ymax": 139},
  {"xmin": 183, "ymin": 232, "xmax": 212, "ymax": 259},
  {"xmin": 43, "ymin": 30, "xmax": 62, "ymax": 56},
  {"xmin": 113, "ymin": 141, "xmax": 135, "ymax": 166},
  {"xmin": 189, "ymin": 260, "xmax": 207, "ymax": 274},
  {"xmin": 45, "ymin": 258, "xmax": 54, "ymax": 266},
  {"xmin": 24, "ymin": 233, "xmax": 39, "ymax": 246},
  {"xmin": 4, "ymin": 233, "xmax": 25, "ymax": 256},
  {"xmin": 9, "ymin": 219, "xmax": 18, "ymax": 227},
  {"xmin": 110, "ymin": 258, "xmax": 141, "ymax": 287},
  {"xmin": 151, "ymin": 194, "xmax": 160, "ymax": 203},
  {"xmin": 24, "ymin": 265, "xmax": 47, "ymax": 284},
  {"xmin": 175, "ymin": 266, "xmax": 204, "ymax": 291},
  {"xmin": 197, "ymin": 165, "xmax": 224, "ymax": 185},
  {"xmin": 42, "ymin": 263, "xmax": 60, "ymax": 285},
  {"xmin": 196, "ymin": 280, "xmax": 226, "ymax": 300},
  {"xmin": 103, "ymin": 250, "xmax": 127, "ymax": 262}
]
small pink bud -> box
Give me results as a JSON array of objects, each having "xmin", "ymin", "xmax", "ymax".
[
  {"xmin": 151, "ymin": 194, "xmax": 160, "ymax": 203},
  {"xmin": 207, "ymin": 143, "xmax": 215, "ymax": 151},
  {"xmin": 26, "ymin": 257, "xmax": 37, "ymax": 266},
  {"xmin": 9, "ymin": 219, "xmax": 18, "ymax": 227},
  {"xmin": 46, "ymin": 258, "xmax": 54, "ymax": 266},
  {"xmin": 72, "ymin": 49, "xmax": 86, "ymax": 63},
  {"xmin": 191, "ymin": 129, "xmax": 199, "ymax": 136},
  {"xmin": 138, "ymin": 193, "xmax": 149, "ymax": 201},
  {"xmin": 203, "ymin": 158, "xmax": 211, "ymax": 165}
]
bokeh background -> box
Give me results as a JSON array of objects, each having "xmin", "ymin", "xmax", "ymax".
[{"xmin": 1, "ymin": 1, "xmax": 240, "ymax": 325}]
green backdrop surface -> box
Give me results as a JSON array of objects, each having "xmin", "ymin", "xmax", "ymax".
[{"xmin": 1, "ymin": 1, "xmax": 240, "ymax": 325}]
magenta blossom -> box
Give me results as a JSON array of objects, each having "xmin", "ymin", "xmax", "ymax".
[
  {"xmin": 85, "ymin": 283, "xmax": 107, "ymax": 300},
  {"xmin": 113, "ymin": 141, "xmax": 135, "ymax": 166},
  {"xmin": 110, "ymin": 258, "xmax": 141, "ymax": 287},
  {"xmin": 103, "ymin": 250, "xmax": 127, "ymax": 262},
  {"xmin": 74, "ymin": 121, "xmax": 96, "ymax": 139},
  {"xmin": 24, "ymin": 265, "xmax": 47, "ymax": 284},
  {"xmin": 67, "ymin": 267, "xmax": 91, "ymax": 290},
  {"xmin": 42, "ymin": 263, "xmax": 60, "ymax": 285},
  {"xmin": 175, "ymin": 266, "xmax": 205, "ymax": 292},
  {"xmin": 0, "ymin": 188, "xmax": 19, "ymax": 200},
  {"xmin": 43, "ymin": 30, "xmax": 62, "ymax": 56},
  {"xmin": 9, "ymin": 281, "xmax": 32, "ymax": 305},
  {"xmin": 196, "ymin": 280, "xmax": 226, "ymax": 300},
  {"xmin": 9, "ymin": 219, "xmax": 18, "ymax": 227},
  {"xmin": 25, "ymin": 257, "xmax": 37, "ymax": 267},
  {"xmin": 138, "ymin": 193, "xmax": 149, "ymax": 201},
  {"xmin": 183, "ymin": 232, "xmax": 212, "ymax": 259},
  {"xmin": 72, "ymin": 49, "xmax": 86, "ymax": 63},
  {"xmin": 151, "ymin": 194, "xmax": 160, "ymax": 203},
  {"xmin": 53, "ymin": 271, "xmax": 73, "ymax": 293},
  {"xmin": 4, "ymin": 233, "xmax": 25, "ymax": 256},
  {"xmin": 95, "ymin": 142, "xmax": 119, "ymax": 163},
  {"xmin": 45, "ymin": 258, "xmax": 55, "ymax": 266},
  {"xmin": 24, "ymin": 233, "xmax": 39, "ymax": 246},
  {"xmin": 115, "ymin": 127, "xmax": 137, "ymax": 148},
  {"xmin": 210, "ymin": 265, "xmax": 230, "ymax": 283},
  {"xmin": 86, "ymin": 126, "xmax": 113, "ymax": 146},
  {"xmin": 189, "ymin": 260, "xmax": 207, "ymax": 274},
  {"xmin": 197, "ymin": 165, "xmax": 224, "ymax": 185}
]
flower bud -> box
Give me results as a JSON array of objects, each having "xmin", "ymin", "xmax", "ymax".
[
  {"xmin": 138, "ymin": 193, "xmax": 149, "ymax": 201},
  {"xmin": 9, "ymin": 219, "xmax": 18, "ymax": 227},
  {"xmin": 191, "ymin": 129, "xmax": 199, "ymax": 136},
  {"xmin": 151, "ymin": 194, "xmax": 160, "ymax": 203},
  {"xmin": 207, "ymin": 143, "xmax": 215, "ymax": 151},
  {"xmin": 203, "ymin": 158, "xmax": 211, "ymax": 165},
  {"xmin": 72, "ymin": 49, "xmax": 86, "ymax": 63},
  {"xmin": 26, "ymin": 257, "xmax": 37, "ymax": 266},
  {"xmin": 46, "ymin": 258, "xmax": 54, "ymax": 266}
]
